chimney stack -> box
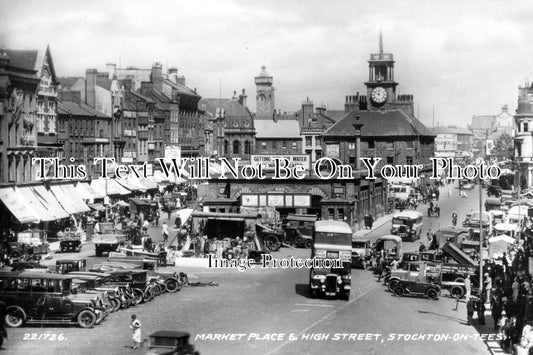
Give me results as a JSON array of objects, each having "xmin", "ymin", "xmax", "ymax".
[
  {"xmin": 151, "ymin": 62, "xmax": 163, "ymax": 92},
  {"xmin": 106, "ymin": 63, "xmax": 116, "ymax": 79},
  {"xmin": 86, "ymin": 69, "xmax": 97, "ymax": 108},
  {"xmin": 238, "ymin": 88, "xmax": 247, "ymax": 107},
  {"xmin": 168, "ymin": 67, "xmax": 178, "ymax": 84}
]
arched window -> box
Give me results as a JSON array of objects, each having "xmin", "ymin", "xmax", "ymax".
[
  {"xmin": 224, "ymin": 140, "xmax": 229, "ymax": 155},
  {"xmin": 244, "ymin": 141, "xmax": 251, "ymax": 155},
  {"xmin": 233, "ymin": 140, "xmax": 240, "ymax": 155}
]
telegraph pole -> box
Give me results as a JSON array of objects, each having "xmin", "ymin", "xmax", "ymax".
[{"xmin": 478, "ymin": 174, "xmax": 484, "ymax": 298}]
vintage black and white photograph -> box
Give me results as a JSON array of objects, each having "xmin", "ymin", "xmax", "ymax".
[{"xmin": 1, "ymin": 0, "xmax": 533, "ymax": 354}]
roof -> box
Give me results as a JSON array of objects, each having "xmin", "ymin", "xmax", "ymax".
[
  {"xmin": 57, "ymin": 101, "xmax": 109, "ymax": 118},
  {"xmin": 393, "ymin": 211, "xmax": 424, "ymax": 219},
  {"xmin": 314, "ymin": 220, "xmax": 352, "ymax": 234},
  {"xmin": 96, "ymin": 76, "xmax": 112, "ymax": 91},
  {"xmin": 164, "ymin": 79, "xmax": 200, "ymax": 98},
  {"xmin": 432, "ymin": 126, "xmax": 474, "ymax": 135},
  {"xmin": 470, "ymin": 115, "xmax": 495, "ymax": 130},
  {"xmin": 199, "ymin": 98, "xmax": 252, "ymax": 118},
  {"xmin": 149, "ymin": 331, "xmax": 190, "ymax": 339},
  {"xmin": 323, "ymin": 109, "xmax": 434, "ymax": 137},
  {"xmin": 2, "ymin": 45, "xmax": 56, "ymax": 82},
  {"xmin": 2, "ymin": 49, "xmax": 39, "ymax": 71},
  {"xmin": 58, "ymin": 77, "xmax": 82, "ymax": 88},
  {"xmin": 255, "ymin": 119, "xmax": 300, "ymax": 138},
  {"xmin": 321, "ymin": 110, "xmax": 347, "ymax": 122}
]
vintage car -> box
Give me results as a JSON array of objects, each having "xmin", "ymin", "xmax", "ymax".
[
  {"xmin": 485, "ymin": 197, "xmax": 502, "ymax": 212},
  {"xmin": 146, "ymin": 330, "xmax": 200, "ymax": 355},
  {"xmin": 431, "ymin": 227, "xmax": 470, "ymax": 250},
  {"xmin": 351, "ymin": 238, "xmax": 372, "ymax": 268},
  {"xmin": 392, "ymin": 279, "xmax": 440, "ymax": 300},
  {"xmin": 0, "ymin": 271, "xmax": 107, "ymax": 328},
  {"xmin": 70, "ymin": 274, "xmax": 121, "ymax": 312},
  {"xmin": 487, "ymin": 185, "xmax": 502, "ymax": 197},
  {"xmin": 374, "ymin": 235, "xmax": 403, "ymax": 262},
  {"xmin": 10, "ymin": 260, "xmax": 49, "ymax": 272},
  {"xmin": 56, "ymin": 258, "xmax": 87, "ymax": 274}
]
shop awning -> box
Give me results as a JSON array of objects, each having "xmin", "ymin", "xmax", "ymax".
[
  {"xmin": 116, "ymin": 178, "xmax": 146, "ymax": 192},
  {"xmin": 85, "ymin": 181, "xmax": 106, "ymax": 199},
  {"xmin": 59, "ymin": 184, "xmax": 91, "ymax": 213},
  {"xmin": 191, "ymin": 212, "xmax": 260, "ymax": 220},
  {"xmin": 16, "ymin": 186, "xmax": 57, "ymax": 221},
  {"xmin": 0, "ymin": 187, "xmax": 39, "ymax": 224},
  {"xmin": 90, "ymin": 179, "xmax": 131, "ymax": 196},
  {"xmin": 31, "ymin": 185, "xmax": 70, "ymax": 220},
  {"xmin": 137, "ymin": 178, "xmax": 158, "ymax": 190},
  {"xmin": 74, "ymin": 182, "xmax": 96, "ymax": 202},
  {"xmin": 50, "ymin": 185, "xmax": 79, "ymax": 214},
  {"xmin": 88, "ymin": 203, "xmax": 106, "ymax": 212}
]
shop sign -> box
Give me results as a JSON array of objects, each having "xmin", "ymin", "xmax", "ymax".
[{"xmin": 250, "ymin": 154, "xmax": 310, "ymax": 170}]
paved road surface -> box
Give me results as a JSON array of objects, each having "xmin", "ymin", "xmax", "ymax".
[{"xmin": 4, "ymin": 182, "xmax": 497, "ymax": 355}]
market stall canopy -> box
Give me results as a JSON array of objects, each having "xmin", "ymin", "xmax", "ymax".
[
  {"xmin": 116, "ymin": 178, "xmax": 146, "ymax": 192},
  {"xmin": 191, "ymin": 212, "xmax": 261, "ymax": 221},
  {"xmin": 85, "ymin": 181, "xmax": 106, "ymax": 199},
  {"xmin": 177, "ymin": 208, "xmax": 195, "ymax": 224},
  {"xmin": 90, "ymin": 178, "xmax": 131, "ymax": 196},
  {"xmin": 113, "ymin": 200, "xmax": 129, "ymax": 208},
  {"xmin": 494, "ymin": 223, "xmax": 519, "ymax": 232},
  {"xmin": 16, "ymin": 186, "xmax": 57, "ymax": 222},
  {"xmin": 0, "ymin": 187, "xmax": 39, "ymax": 224},
  {"xmin": 31, "ymin": 185, "xmax": 70, "ymax": 219},
  {"xmin": 88, "ymin": 203, "xmax": 106, "ymax": 212},
  {"xmin": 135, "ymin": 178, "xmax": 158, "ymax": 190},
  {"xmin": 489, "ymin": 235, "xmax": 515, "ymax": 244}
]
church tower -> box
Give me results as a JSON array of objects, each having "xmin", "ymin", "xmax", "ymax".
[
  {"xmin": 364, "ymin": 30, "xmax": 399, "ymax": 110},
  {"xmin": 255, "ymin": 66, "xmax": 275, "ymax": 119}
]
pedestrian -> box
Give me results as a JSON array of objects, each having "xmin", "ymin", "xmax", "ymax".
[
  {"xmin": 162, "ymin": 222, "xmax": 169, "ymax": 242},
  {"xmin": 175, "ymin": 215, "xmax": 182, "ymax": 230},
  {"xmin": 166, "ymin": 206, "xmax": 171, "ymax": 221},
  {"xmin": 467, "ymin": 296, "xmax": 476, "ymax": 325},
  {"xmin": 390, "ymin": 258, "xmax": 399, "ymax": 270},
  {"xmin": 129, "ymin": 314, "xmax": 142, "ymax": 350},
  {"xmin": 465, "ymin": 274, "xmax": 472, "ymax": 301},
  {"xmin": 142, "ymin": 219, "xmax": 150, "ymax": 232},
  {"xmin": 492, "ymin": 295, "xmax": 503, "ymax": 331},
  {"xmin": 369, "ymin": 214, "xmax": 374, "ymax": 229},
  {"xmin": 513, "ymin": 277, "xmax": 520, "ymax": 302},
  {"xmin": 419, "ymin": 242, "xmax": 427, "ymax": 252},
  {"xmin": 477, "ymin": 294, "xmax": 486, "ymax": 325},
  {"xmin": 435, "ymin": 189, "xmax": 440, "ymax": 201},
  {"xmin": 426, "ymin": 228, "xmax": 432, "ymax": 244},
  {"xmin": 485, "ymin": 274, "xmax": 493, "ymax": 304},
  {"xmin": 154, "ymin": 210, "xmax": 160, "ymax": 227}
]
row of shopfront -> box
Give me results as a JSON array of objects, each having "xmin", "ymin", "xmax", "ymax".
[{"xmin": 0, "ymin": 170, "xmax": 187, "ymax": 238}]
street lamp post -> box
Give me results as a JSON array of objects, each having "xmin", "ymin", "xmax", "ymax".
[{"xmin": 478, "ymin": 174, "xmax": 484, "ymax": 298}]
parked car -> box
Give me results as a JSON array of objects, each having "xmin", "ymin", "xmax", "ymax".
[
  {"xmin": 146, "ymin": 330, "xmax": 200, "ymax": 355},
  {"xmin": 351, "ymin": 238, "xmax": 372, "ymax": 268},
  {"xmin": 0, "ymin": 271, "xmax": 107, "ymax": 328},
  {"xmin": 392, "ymin": 279, "xmax": 440, "ymax": 300}
]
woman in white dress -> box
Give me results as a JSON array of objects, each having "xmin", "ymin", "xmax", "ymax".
[{"xmin": 130, "ymin": 314, "xmax": 142, "ymax": 349}]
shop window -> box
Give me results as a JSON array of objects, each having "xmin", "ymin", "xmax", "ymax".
[
  {"xmin": 406, "ymin": 140, "xmax": 414, "ymax": 149},
  {"xmin": 406, "ymin": 156, "xmax": 413, "ymax": 165},
  {"xmin": 385, "ymin": 141, "xmax": 393, "ymax": 150},
  {"xmin": 244, "ymin": 141, "xmax": 251, "ymax": 154},
  {"xmin": 348, "ymin": 143, "xmax": 355, "ymax": 150},
  {"xmin": 306, "ymin": 137, "xmax": 312, "ymax": 147},
  {"xmin": 338, "ymin": 208, "xmax": 344, "ymax": 220},
  {"xmin": 261, "ymin": 142, "xmax": 267, "ymax": 150},
  {"xmin": 328, "ymin": 208, "xmax": 335, "ymax": 220},
  {"xmin": 368, "ymin": 140, "xmax": 375, "ymax": 149}
]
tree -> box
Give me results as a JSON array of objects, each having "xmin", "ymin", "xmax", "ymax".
[{"xmin": 490, "ymin": 132, "xmax": 513, "ymax": 161}]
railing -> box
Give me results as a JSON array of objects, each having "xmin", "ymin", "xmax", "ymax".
[{"xmin": 370, "ymin": 53, "xmax": 393, "ymax": 61}]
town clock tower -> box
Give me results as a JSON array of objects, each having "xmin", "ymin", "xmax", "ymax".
[{"xmin": 364, "ymin": 31, "xmax": 399, "ymax": 110}]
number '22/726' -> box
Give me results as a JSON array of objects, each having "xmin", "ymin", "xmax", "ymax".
[{"xmin": 22, "ymin": 333, "xmax": 66, "ymax": 341}]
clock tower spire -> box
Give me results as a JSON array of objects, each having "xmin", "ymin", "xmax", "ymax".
[{"xmin": 365, "ymin": 32, "xmax": 398, "ymax": 109}]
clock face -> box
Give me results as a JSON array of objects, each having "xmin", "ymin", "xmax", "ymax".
[{"xmin": 371, "ymin": 87, "xmax": 388, "ymax": 104}]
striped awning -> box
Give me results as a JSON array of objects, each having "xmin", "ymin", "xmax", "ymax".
[{"xmin": 0, "ymin": 186, "xmax": 39, "ymax": 224}]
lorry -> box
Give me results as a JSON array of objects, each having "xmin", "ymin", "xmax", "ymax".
[{"xmin": 92, "ymin": 222, "xmax": 127, "ymax": 257}]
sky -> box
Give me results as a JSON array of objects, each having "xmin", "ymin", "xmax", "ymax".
[{"xmin": 1, "ymin": 0, "xmax": 533, "ymax": 128}]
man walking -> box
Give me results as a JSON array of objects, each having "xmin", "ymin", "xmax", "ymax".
[{"xmin": 162, "ymin": 222, "xmax": 169, "ymax": 243}]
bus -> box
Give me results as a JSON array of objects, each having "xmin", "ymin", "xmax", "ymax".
[{"xmin": 308, "ymin": 220, "xmax": 352, "ymax": 300}]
